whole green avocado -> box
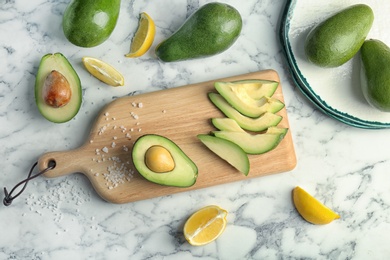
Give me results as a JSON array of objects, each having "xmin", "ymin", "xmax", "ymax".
[
  {"xmin": 305, "ymin": 4, "xmax": 373, "ymax": 67},
  {"xmin": 361, "ymin": 39, "xmax": 390, "ymax": 112},
  {"xmin": 62, "ymin": 0, "xmax": 120, "ymax": 48},
  {"xmin": 155, "ymin": 2, "xmax": 242, "ymax": 62}
]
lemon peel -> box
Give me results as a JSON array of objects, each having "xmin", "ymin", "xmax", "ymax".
[
  {"xmin": 293, "ymin": 186, "xmax": 340, "ymax": 225},
  {"xmin": 184, "ymin": 205, "xmax": 227, "ymax": 246},
  {"xmin": 82, "ymin": 56, "xmax": 124, "ymax": 87},
  {"xmin": 125, "ymin": 12, "xmax": 155, "ymax": 58}
]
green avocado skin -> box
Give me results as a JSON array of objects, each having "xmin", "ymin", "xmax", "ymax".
[
  {"xmin": 155, "ymin": 2, "xmax": 242, "ymax": 62},
  {"xmin": 62, "ymin": 0, "xmax": 120, "ymax": 48},
  {"xmin": 304, "ymin": 4, "xmax": 373, "ymax": 67},
  {"xmin": 361, "ymin": 39, "xmax": 390, "ymax": 112}
]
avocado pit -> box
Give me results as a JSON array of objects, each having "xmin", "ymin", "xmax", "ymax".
[
  {"xmin": 43, "ymin": 70, "xmax": 72, "ymax": 108},
  {"xmin": 145, "ymin": 145, "xmax": 175, "ymax": 173}
]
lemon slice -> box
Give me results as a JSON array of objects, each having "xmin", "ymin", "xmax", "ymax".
[
  {"xmin": 183, "ymin": 205, "xmax": 228, "ymax": 246},
  {"xmin": 82, "ymin": 57, "xmax": 124, "ymax": 87},
  {"xmin": 125, "ymin": 12, "xmax": 155, "ymax": 58},
  {"xmin": 293, "ymin": 186, "xmax": 340, "ymax": 225}
]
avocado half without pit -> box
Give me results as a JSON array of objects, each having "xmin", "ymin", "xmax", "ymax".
[
  {"xmin": 132, "ymin": 134, "xmax": 198, "ymax": 187},
  {"xmin": 35, "ymin": 53, "xmax": 82, "ymax": 123}
]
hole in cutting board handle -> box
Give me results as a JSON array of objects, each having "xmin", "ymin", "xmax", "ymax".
[{"xmin": 43, "ymin": 159, "xmax": 57, "ymax": 170}]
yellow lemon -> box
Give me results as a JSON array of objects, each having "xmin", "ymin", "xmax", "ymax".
[
  {"xmin": 82, "ymin": 57, "xmax": 124, "ymax": 87},
  {"xmin": 125, "ymin": 12, "xmax": 155, "ymax": 58},
  {"xmin": 293, "ymin": 186, "xmax": 340, "ymax": 225},
  {"xmin": 184, "ymin": 205, "xmax": 228, "ymax": 246}
]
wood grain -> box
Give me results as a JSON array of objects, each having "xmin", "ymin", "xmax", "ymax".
[{"xmin": 38, "ymin": 70, "xmax": 297, "ymax": 204}]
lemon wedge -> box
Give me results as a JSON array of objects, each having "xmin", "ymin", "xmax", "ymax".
[
  {"xmin": 125, "ymin": 12, "xmax": 156, "ymax": 58},
  {"xmin": 293, "ymin": 186, "xmax": 340, "ymax": 225},
  {"xmin": 82, "ymin": 57, "xmax": 124, "ymax": 87},
  {"xmin": 183, "ymin": 205, "xmax": 227, "ymax": 246}
]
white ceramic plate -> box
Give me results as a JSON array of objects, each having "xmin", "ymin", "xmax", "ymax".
[{"xmin": 280, "ymin": 0, "xmax": 390, "ymax": 128}]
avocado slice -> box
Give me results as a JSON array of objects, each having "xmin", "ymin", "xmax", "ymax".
[
  {"xmin": 214, "ymin": 82, "xmax": 285, "ymax": 118},
  {"xmin": 266, "ymin": 126, "xmax": 288, "ymax": 136},
  {"xmin": 132, "ymin": 134, "xmax": 198, "ymax": 187},
  {"xmin": 198, "ymin": 134, "xmax": 249, "ymax": 176},
  {"xmin": 227, "ymin": 79, "xmax": 279, "ymax": 99},
  {"xmin": 208, "ymin": 93, "xmax": 283, "ymax": 131},
  {"xmin": 213, "ymin": 127, "xmax": 288, "ymax": 154},
  {"xmin": 35, "ymin": 53, "xmax": 82, "ymax": 123},
  {"xmin": 211, "ymin": 118, "xmax": 245, "ymax": 132}
]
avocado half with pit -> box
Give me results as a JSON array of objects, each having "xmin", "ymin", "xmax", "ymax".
[
  {"xmin": 35, "ymin": 53, "xmax": 82, "ymax": 123},
  {"xmin": 132, "ymin": 134, "xmax": 198, "ymax": 187}
]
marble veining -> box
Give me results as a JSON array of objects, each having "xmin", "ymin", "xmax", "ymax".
[{"xmin": 1, "ymin": 0, "xmax": 390, "ymax": 259}]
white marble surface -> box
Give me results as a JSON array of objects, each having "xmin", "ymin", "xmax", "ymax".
[{"xmin": 1, "ymin": 0, "xmax": 390, "ymax": 259}]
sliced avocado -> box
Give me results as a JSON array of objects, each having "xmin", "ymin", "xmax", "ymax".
[
  {"xmin": 226, "ymin": 79, "xmax": 279, "ymax": 99},
  {"xmin": 132, "ymin": 134, "xmax": 198, "ymax": 187},
  {"xmin": 214, "ymin": 82, "xmax": 285, "ymax": 118},
  {"xmin": 198, "ymin": 134, "xmax": 249, "ymax": 176},
  {"xmin": 266, "ymin": 126, "xmax": 288, "ymax": 137},
  {"xmin": 35, "ymin": 53, "xmax": 82, "ymax": 123},
  {"xmin": 213, "ymin": 131, "xmax": 285, "ymax": 154},
  {"xmin": 212, "ymin": 118, "xmax": 245, "ymax": 132},
  {"xmin": 208, "ymin": 93, "xmax": 283, "ymax": 131}
]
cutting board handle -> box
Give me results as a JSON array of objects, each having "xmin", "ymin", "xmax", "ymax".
[{"xmin": 38, "ymin": 147, "xmax": 87, "ymax": 178}]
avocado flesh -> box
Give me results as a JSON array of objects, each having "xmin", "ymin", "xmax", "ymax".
[
  {"xmin": 266, "ymin": 126, "xmax": 288, "ymax": 137},
  {"xmin": 212, "ymin": 118, "xmax": 245, "ymax": 132},
  {"xmin": 214, "ymin": 82, "xmax": 284, "ymax": 118},
  {"xmin": 304, "ymin": 4, "xmax": 374, "ymax": 67},
  {"xmin": 361, "ymin": 39, "xmax": 390, "ymax": 112},
  {"xmin": 213, "ymin": 130, "xmax": 286, "ymax": 155},
  {"xmin": 209, "ymin": 93, "xmax": 283, "ymax": 130},
  {"xmin": 62, "ymin": 0, "xmax": 120, "ymax": 47},
  {"xmin": 155, "ymin": 2, "xmax": 242, "ymax": 62},
  {"xmin": 228, "ymin": 79, "xmax": 279, "ymax": 99},
  {"xmin": 132, "ymin": 134, "xmax": 198, "ymax": 187},
  {"xmin": 198, "ymin": 134, "xmax": 249, "ymax": 176},
  {"xmin": 35, "ymin": 53, "xmax": 82, "ymax": 123}
]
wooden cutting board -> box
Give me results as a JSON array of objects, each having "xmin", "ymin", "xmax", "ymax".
[{"xmin": 37, "ymin": 69, "xmax": 297, "ymax": 204}]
